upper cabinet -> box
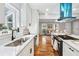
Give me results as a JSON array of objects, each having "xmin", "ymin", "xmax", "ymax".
[
  {"xmin": 21, "ymin": 4, "xmax": 27, "ymax": 27},
  {"xmin": 0, "ymin": 3, "xmax": 5, "ymax": 24},
  {"xmin": 21, "ymin": 4, "xmax": 32, "ymax": 27}
]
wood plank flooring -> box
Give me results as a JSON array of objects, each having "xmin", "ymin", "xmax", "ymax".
[{"xmin": 34, "ymin": 35, "xmax": 59, "ymax": 56}]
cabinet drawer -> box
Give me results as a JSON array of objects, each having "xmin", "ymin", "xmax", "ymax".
[
  {"xmin": 63, "ymin": 42, "xmax": 78, "ymax": 56},
  {"xmin": 76, "ymin": 51, "xmax": 79, "ymax": 56}
]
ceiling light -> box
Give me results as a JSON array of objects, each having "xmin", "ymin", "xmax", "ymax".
[{"xmin": 46, "ymin": 9, "xmax": 49, "ymax": 11}]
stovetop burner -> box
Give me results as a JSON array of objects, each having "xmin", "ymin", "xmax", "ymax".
[{"xmin": 57, "ymin": 35, "xmax": 79, "ymax": 40}]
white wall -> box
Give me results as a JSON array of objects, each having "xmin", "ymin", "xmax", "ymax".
[
  {"xmin": 72, "ymin": 20, "xmax": 79, "ymax": 35},
  {"xmin": 58, "ymin": 22, "xmax": 72, "ymax": 34},
  {"xmin": 64, "ymin": 22, "xmax": 71, "ymax": 34},
  {"xmin": 0, "ymin": 3, "xmax": 5, "ymax": 24}
]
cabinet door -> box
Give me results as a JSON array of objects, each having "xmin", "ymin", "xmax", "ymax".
[
  {"xmin": 63, "ymin": 42, "xmax": 77, "ymax": 56},
  {"xmin": 76, "ymin": 51, "xmax": 79, "ymax": 56},
  {"xmin": 18, "ymin": 39, "xmax": 34, "ymax": 56},
  {"xmin": 18, "ymin": 43, "xmax": 30, "ymax": 56}
]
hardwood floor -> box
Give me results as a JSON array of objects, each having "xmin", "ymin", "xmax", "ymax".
[{"xmin": 34, "ymin": 35, "xmax": 59, "ymax": 56}]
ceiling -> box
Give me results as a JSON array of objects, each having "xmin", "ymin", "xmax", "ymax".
[
  {"xmin": 29, "ymin": 3, "xmax": 79, "ymax": 13},
  {"xmin": 29, "ymin": 3, "xmax": 60, "ymax": 15},
  {"xmin": 5, "ymin": 3, "xmax": 79, "ymax": 15},
  {"xmin": 10, "ymin": 3, "xmax": 22, "ymax": 10},
  {"xmin": 5, "ymin": 3, "xmax": 79, "ymax": 19},
  {"xmin": 5, "ymin": 3, "xmax": 22, "ymax": 12},
  {"xmin": 29, "ymin": 3, "xmax": 79, "ymax": 19}
]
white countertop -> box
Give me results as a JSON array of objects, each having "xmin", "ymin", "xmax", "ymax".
[
  {"xmin": 51, "ymin": 32, "xmax": 79, "ymax": 39},
  {"xmin": 68, "ymin": 34, "xmax": 79, "ymax": 39},
  {"xmin": 63, "ymin": 40, "xmax": 79, "ymax": 52},
  {"xmin": 51, "ymin": 32, "xmax": 66, "ymax": 35},
  {"xmin": 0, "ymin": 34, "xmax": 36, "ymax": 56}
]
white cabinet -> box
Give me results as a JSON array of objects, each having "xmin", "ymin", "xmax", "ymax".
[
  {"xmin": 21, "ymin": 4, "xmax": 31, "ymax": 27},
  {"xmin": 63, "ymin": 42, "xmax": 79, "ymax": 56},
  {"xmin": 21, "ymin": 4, "xmax": 27, "ymax": 26},
  {"xmin": 76, "ymin": 51, "xmax": 79, "ymax": 56},
  {"xmin": 18, "ymin": 38, "xmax": 34, "ymax": 56}
]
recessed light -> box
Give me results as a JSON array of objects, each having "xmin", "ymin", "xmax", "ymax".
[{"xmin": 46, "ymin": 9, "xmax": 49, "ymax": 11}]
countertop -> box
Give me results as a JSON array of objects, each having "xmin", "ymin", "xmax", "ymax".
[
  {"xmin": 51, "ymin": 32, "xmax": 66, "ymax": 35},
  {"xmin": 0, "ymin": 35, "xmax": 36, "ymax": 56},
  {"xmin": 51, "ymin": 32, "xmax": 79, "ymax": 39},
  {"xmin": 68, "ymin": 34, "xmax": 79, "ymax": 39}
]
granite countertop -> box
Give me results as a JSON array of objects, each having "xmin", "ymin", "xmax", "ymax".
[{"xmin": 0, "ymin": 35, "xmax": 36, "ymax": 56}]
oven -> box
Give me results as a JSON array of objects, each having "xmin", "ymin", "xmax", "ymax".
[{"xmin": 53, "ymin": 35, "xmax": 63, "ymax": 56}]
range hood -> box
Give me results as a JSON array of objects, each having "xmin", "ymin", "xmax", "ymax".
[{"xmin": 57, "ymin": 17, "xmax": 76, "ymax": 22}]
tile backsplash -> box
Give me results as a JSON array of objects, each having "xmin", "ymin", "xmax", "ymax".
[{"xmin": 72, "ymin": 19, "xmax": 79, "ymax": 35}]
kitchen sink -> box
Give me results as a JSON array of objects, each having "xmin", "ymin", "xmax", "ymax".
[{"xmin": 5, "ymin": 37, "xmax": 30, "ymax": 47}]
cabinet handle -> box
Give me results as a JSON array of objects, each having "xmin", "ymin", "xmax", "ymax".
[
  {"xmin": 30, "ymin": 48, "xmax": 32, "ymax": 54},
  {"xmin": 69, "ymin": 48, "xmax": 74, "ymax": 52}
]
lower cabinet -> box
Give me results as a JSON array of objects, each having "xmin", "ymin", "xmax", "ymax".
[
  {"xmin": 63, "ymin": 42, "xmax": 79, "ymax": 56},
  {"xmin": 18, "ymin": 39, "xmax": 34, "ymax": 56}
]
